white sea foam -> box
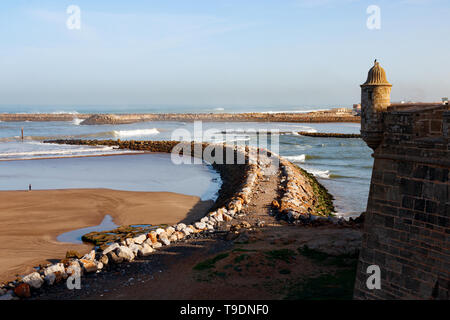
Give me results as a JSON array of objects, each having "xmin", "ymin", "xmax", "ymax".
[
  {"xmin": 284, "ymin": 154, "xmax": 306, "ymax": 163},
  {"xmin": 212, "ymin": 137, "xmax": 251, "ymax": 144},
  {"xmin": 308, "ymin": 168, "xmax": 331, "ymax": 179},
  {"xmin": 72, "ymin": 118, "xmax": 83, "ymax": 125},
  {"xmin": 112, "ymin": 128, "xmax": 160, "ymax": 137},
  {"xmin": 0, "ymin": 146, "xmax": 117, "ymax": 158},
  {"xmin": 302, "ymin": 128, "xmax": 318, "ymax": 133},
  {"xmin": 51, "ymin": 111, "xmax": 80, "ymax": 115},
  {"xmin": 15, "ymin": 111, "xmax": 80, "ymax": 115},
  {"xmin": 260, "ymin": 109, "xmax": 328, "ymax": 114}
]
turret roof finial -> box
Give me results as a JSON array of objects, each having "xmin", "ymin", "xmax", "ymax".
[{"xmin": 362, "ymin": 59, "xmax": 391, "ymax": 86}]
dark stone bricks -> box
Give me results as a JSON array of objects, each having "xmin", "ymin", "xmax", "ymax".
[
  {"xmin": 400, "ymin": 178, "xmax": 423, "ymax": 197},
  {"xmin": 383, "ymin": 172, "xmax": 398, "ymax": 185},
  {"xmin": 414, "ymin": 199, "xmax": 425, "ymax": 211},
  {"xmin": 413, "ymin": 165, "xmax": 428, "ymax": 179},
  {"xmin": 398, "ymin": 162, "xmax": 414, "ymax": 176},
  {"xmin": 425, "ymin": 200, "xmax": 438, "ymax": 214},
  {"xmin": 402, "ymin": 196, "xmax": 414, "ymax": 209},
  {"xmin": 385, "ymin": 216, "xmax": 395, "ymax": 228}
]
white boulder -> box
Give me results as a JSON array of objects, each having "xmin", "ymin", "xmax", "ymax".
[
  {"xmin": 44, "ymin": 263, "xmax": 66, "ymax": 283},
  {"xmin": 79, "ymin": 259, "xmax": 98, "ymax": 273},
  {"xmin": 211, "ymin": 212, "xmax": 223, "ymax": 222},
  {"xmin": 165, "ymin": 227, "xmax": 175, "ymax": 236},
  {"xmin": 176, "ymin": 223, "xmax": 186, "ymax": 231},
  {"xmin": 116, "ymin": 246, "xmax": 135, "ymax": 262},
  {"xmin": 22, "ymin": 272, "xmax": 44, "ymax": 289},
  {"xmin": 194, "ymin": 222, "xmax": 206, "ymax": 230},
  {"xmin": 102, "ymin": 243, "xmax": 120, "ymax": 255},
  {"xmin": 151, "ymin": 242, "xmax": 162, "ymax": 249},
  {"xmin": 66, "ymin": 260, "xmax": 82, "ymax": 277},
  {"xmin": 138, "ymin": 244, "xmax": 155, "ymax": 257},
  {"xmin": 200, "ymin": 217, "xmax": 209, "ymax": 223},
  {"xmin": 133, "ymin": 234, "xmax": 147, "ymax": 244},
  {"xmin": 159, "ymin": 234, "xmax": 171, "ymax": 246},
  {"xmin": 128, "ymin": 243, "xmax": 142, "ymax": 255},
  {"xmin": 81, "ymin": 250, "xmax": 96, "ymax": 261}
]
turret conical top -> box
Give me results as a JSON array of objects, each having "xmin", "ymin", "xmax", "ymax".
[{"xmin": 362, "ymin": 60, "xmax": 391, "ymax": 86}]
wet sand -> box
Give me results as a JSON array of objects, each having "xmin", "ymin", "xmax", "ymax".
[{"xmin": 0, "ymin": 189, "xmax": 212, "ymax": 283}]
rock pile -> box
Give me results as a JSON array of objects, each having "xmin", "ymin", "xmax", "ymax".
[{"xmin": 272, "ymin": 155, "xmax": 335, "ymax": 222}]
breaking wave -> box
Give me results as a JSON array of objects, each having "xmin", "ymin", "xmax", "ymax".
[
  {"xmin": 112, "ymin": 128, "xmax": 160, "ymax": 137},
  {"xmin": 0, "ymin": 146, "xmax": 119, "ymax": 159},
  {"xmin": 307, "ymin": 168, "xmax": 331, "ymax": 179},
  {"xmin": 284, "ymin": 154, "xmax": 307, "ymax": 162},
  {"xmin": 72, "ymin": 118, "xmax": 83, "ymax": 125},
  {"xmin": 284, "ymin": 154, "xmax": 320, "ymax": 163}
]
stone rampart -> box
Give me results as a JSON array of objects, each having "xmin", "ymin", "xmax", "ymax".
[{"xmin": 354, "ymin": 103, "xmax": 449, "ymax": 300}]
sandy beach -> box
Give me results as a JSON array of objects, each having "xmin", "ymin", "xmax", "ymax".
[{"xmin": 0, "ymin": 189, "xmax": 212, "ymax": 283}]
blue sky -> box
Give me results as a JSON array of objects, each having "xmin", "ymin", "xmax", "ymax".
[{"xmin": 0, "ymin": 0, "xmax": 449, "ymax": 107}]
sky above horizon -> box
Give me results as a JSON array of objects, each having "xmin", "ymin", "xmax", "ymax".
[{"xmin": 0, "ymin": 0, "xmax": 449, "ymax": 108}]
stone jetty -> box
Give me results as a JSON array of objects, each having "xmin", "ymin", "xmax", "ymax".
[
  {"xmin": 0, "ymin": 110, "xmax": 359, "ymax": 124},
  {"xmin": 0, "ymin": 139, "xmax": 354, "ymax": 300}
]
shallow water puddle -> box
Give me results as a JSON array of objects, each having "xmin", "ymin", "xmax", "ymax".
[{"xmin": 57, "ymin": 215, "xmax": 118, "ymax": 244}]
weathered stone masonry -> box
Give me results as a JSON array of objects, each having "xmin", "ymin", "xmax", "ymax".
[{"xmin": 354, "ymin": 61, "xmax": 449, "ymax": 300}]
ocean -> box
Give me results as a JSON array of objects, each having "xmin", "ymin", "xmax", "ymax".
[{"xmin": 0, "ymin": 106, "xmax": 372, "ymax": 218}]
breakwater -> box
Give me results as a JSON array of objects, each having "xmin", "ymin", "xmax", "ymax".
[
  {"xmin": 296, "ymin": 132, "xmax": 361, "ymax": 138},
  {"xmin": 0, "ymin": 111, "xmax": 359, "ymax": 124},
  {"xmin": 0, "ymin": 114, "xmax": 90, "ymax": 122}
]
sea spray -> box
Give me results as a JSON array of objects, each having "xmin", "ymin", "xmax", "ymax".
[
  {"xmin": 112, "ymin": 128, "xmax": 160, "ymax": 137},
  {"xmin": 72, "ymin": 118, "xmax": 83, "ymax": 126}
]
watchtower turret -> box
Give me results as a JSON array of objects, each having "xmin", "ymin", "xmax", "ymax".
[{"xmin": 360, "ymin": 60, "xmax": 392, "ymax": 150}]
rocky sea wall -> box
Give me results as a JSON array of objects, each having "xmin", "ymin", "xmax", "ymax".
[
  {"xmin": 0, "ymin": 114, "xmax": 90, "ymax": 122},
  {"xmin": 0, "ymin": 139, "xmax": 355, "ymax": 299},
  {"xmin": 0, "ymin": 111, "xmax": 359, "ymax": 124}
]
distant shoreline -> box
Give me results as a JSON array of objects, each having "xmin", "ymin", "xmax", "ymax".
[{"xmin": 0, "ymin": 109, "xmax": 359, "ymax": 124}]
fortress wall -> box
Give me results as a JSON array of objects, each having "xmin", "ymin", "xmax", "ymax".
[{"xmin": 354, "ymin": 105, "xmax": 450, "ymax": 300}]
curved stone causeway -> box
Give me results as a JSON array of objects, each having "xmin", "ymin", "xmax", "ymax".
[{"xmin": 1, "ymin": 139, "xmax": 342, "ymax": 299}]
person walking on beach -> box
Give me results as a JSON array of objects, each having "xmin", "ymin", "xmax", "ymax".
[{"xmin": 28, "ymin": 184, "xmax": 32, "ymax": 191}]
